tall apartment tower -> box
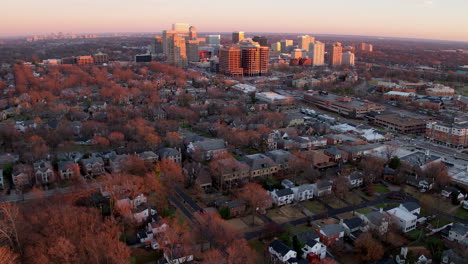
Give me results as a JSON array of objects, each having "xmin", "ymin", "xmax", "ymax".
[
  {"xmin": 360, "ymin": 42, "xmax": 367, "ymax": 51},
  {"xmin": 330, "ymin": 42, "xmax": 343, "ymax": 66},
  {"xmin": 153, "ymin": 36, "xmax": 163, "ymax": 54},
  {"xmin": 342, "ymin": 51, "xmax": 355, "ymax": 65},
  {"xmin": 206, "ymin": 35, "xmax": 221, "ymax": 45},
  {"xmin": 309, "ymin": 41, "xmax": 325, "ymax": 66},
  {"xmin": 258, "ymin": 46, "xmax": 269, "ymax": 75},
  {"xmin": 219, "ymin": 47, "xmax": 243, "ymax": 77},
  {"xmin": 186, "ymin": 40, "xmax": 199, "ymax": 62},
  {"xmin": 189, "ymin": 26, "xmax": 197, "ymax": 40},
  {"xmin": 241, "ymin": 47, "xmax": 260, "ymax": 76},
  {"xmin": 167, "ymin": 35, "xmax": 188, "ymax": 68},
  {"xmin": 252, "ymin": 36, "xmax": 268, "ymax": 47},
  {"xmin": 367, "ymin": 44, "xmax": 373, "ymax": 52},
  {"xmin": 172, "ymin": 23, "xmax": 190, "ymax": 33},
  {"xmin": 298, "ymin": 35, "xmax": 315, "ymax": 51},
  {"xmin": 232, "ymin": 31, "xmax": 244, "ymax": 43},
  {"xmin": 280, "ymin": 40, "xmax": 294, "ymax": 53},
  {"xmin": 360, "ymin": 42, "xmax": 373, "ymax": 52}
]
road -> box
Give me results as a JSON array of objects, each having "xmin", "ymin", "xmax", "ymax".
[{"xmin": 0, "ymin": 184, "xmax": 99, "ymax": 203}]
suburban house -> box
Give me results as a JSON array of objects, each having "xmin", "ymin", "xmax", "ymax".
[
  {"xmin": 0, "ymin": 169, "xmax": 4, "ymax": 189},
  {"xmin": 57, "ymin": 161, "xmax": 80, "ymax": 180},
  {"xmin": 214, "ymin": 200, "xmax": 246, "ymax": 217},
  {"xmin": 387, "ymin": 205, "xmax": 417, "ymax": 233},
  {"xmin": 441, "ymin": 187, "xmax": 460, "ymax": 199},
  {"xmin": 116, "ymin": 193, "xmax": 147, "ymax": 210},
  {"xmin": 441, "ymin": 249, "xmax": 465, "ymax": 264},
  {"xmin": 260, "ymin": 133, "xmax": 278, "ymax": 151},
  {"xmin": 324, "ymin": 147, "xmax": 348, "ymax": 163},
  {"xmin": 133, "ymin": 207, "xmax": 157, "ymax": 223},
  {"xmin": 157, "ymin": 148, "xmax": 182, "ymax": 164},
  {"xmin": 271, "ymin": 188, "xmax": 295, "ymax": 206},
  {"xmin": 313, "ymin": 180, "xmax": 332, "ymax": 197},
  {"xmin": 33, "ymin": 160, "xmax": 55, "ymax": 185},
  {"xmin": 265, "ymin": 149, "xmax": 292, "ymax": 171},
  {"xmin": 12, "ymin": 164, "xmax": 32, "ymax": 187},
  {"xmin": 281, "ymin": 179, "xmax": 295, "ymax": 189},
  {"xmin": 137, "ymin": 151, "xmax": 159, "ymax": 163},
  {"xmin": 338, "ymin": 145, "xmax": 364, "ymax": 161},
  {"xmin": 163, "ymin": 247, "xmax": 194, "ymax": 264},
  {"xmin": 448, "ymin": 223, "xmax": 468, "ymax": 245},
  {"xmin": 211, "ymin": 157, "xmax": 250, "ymax": 190},
  {"xmin": 347, "ymin": 171, "xmax": 364, "ymax": 188},
  {"xmin": 187, "ymin": 138, "xmax": 227, "ymax": 161},
  {"xmin": 406, "ymin": 175, "xmax": 433, "ymax": 192},
  {"xmin": 315, "ymin": 224, "xmax": 345, "ymax": 246},
  {"xmin": 308, "ymin": 150, "xmax": 332, "ymax": 169},
  {"xmin": 302, "ymin": 239, "xmax": 327, "ymax": 262},
  {"xmin": 109, "ymin": 154, "xmax": 129, "ymax": 173},
  {"xmin": 292, "ymin": 184, "xmax": 315, "ymax": 201},
  {"xmin": 242, "ymin": 154, "xmax": 279, "ymax": 179},
  {"xmin": 396, "ymin": 247, "xmax": 432, "ymax": 264},
  {"xmin": 340, "ymin": 217, "xmax": 365, "ymax": 239},
  {"xmin": 80, "ymin": 157, "xmax": 105, "ymax": 176},
  {"xmin": 268, "ymin": 240, "xmax": 297, "ymax": 264},
  {"xmin": 362, "ymin": 209, "xmax": 390, "ymax": 235},
  {"xmin": 401, "ymin": 202, "xmax": 421, "ymax": 216}
]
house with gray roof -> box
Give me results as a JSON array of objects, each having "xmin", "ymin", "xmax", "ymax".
[
  {"xmin": 313, "ymin": 180, "xmax": 332, "ymax": 197},
  {"xmin": 324, "ymin": 147, "xmax": 348, "ymax": 163},
  {"xmin": 242, "ymin": 153, "xmax": 279, "ymax": 179},
  {"xmin": 448, "ymin": 223, "xmax": 468, "ymax": 245},
  {"xmin": 57, "ymin": 161, "xmax": 80, "ymax": 180},
  {"xmin": 33, "ymin": 160, "xmax": 55, "ymax": 185},
  {"xmin": 317, "ymin": 224, "xmax": 345, "ymax": 246},
  {"xmin": 80, "ymin": 157, "xmax": 105, "ymax": 176},
  {"xmin": 292, "ymin": 184, "xmax": 315, "ymax": 201},
  {"xmin": 271, "ymin": 188, "xmax": 294, "ymax": 206},
  {"xmin": 361, "ymin": 209, "xmax": 390, "ymax": 235},
  {"xmin": 265, "ymin": 149, "xmax": 292, "ymax": 170},
  {"xmin": 157, "ymin": 148, "xmax": 181, "ymax": 164},
  {"xmin": 347, "ymin": 171, "xmax": 364, "ymax": 188},
  {"xmin": 187, "ymin": 138, "xmax": 227, "ymax": 161},
  {"xmin": 137, "ymin": 151, "xmax": 158, "ymax": 163},
  {"xmin": 268, "ymin": 240, "xmax": 297, "ymax": 264}
]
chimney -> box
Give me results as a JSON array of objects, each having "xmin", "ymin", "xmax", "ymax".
[
  {"xmin": 425, "ymin": 149, "xmax": 430, "ymax": 157},
  {"xmin": 379, "ymin": 208, "xmax": 383, "ymax": 213},
  {"xmin": 339, "ymin": 218, "xmax": 344, "ymax": 225}
]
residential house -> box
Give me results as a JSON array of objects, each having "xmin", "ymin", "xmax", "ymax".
[
  {"xmin": 338, "ymin": 145, "xmax": 364, "ymax": 162},
  {"xmin": 448, "ymin": 223, "xmax": 468, "ymax": 245},
  {"xmin": 281, "ymin": 179, "xmax": 295, "ymax": 189},
  {"xmin": 242, "ymin": 154, "xmax": 279, "ymax": 179},
  {"xmin": 134, "ymin": 207, "xmax": 157, "ymax": 223},
  {"xmin": 308, "ymin": 136, "xmax": 327, "ymax": 148},
  {"xmin": 362, "ymin": 209, "xmax": 390, "ymax": 235},
  {"xmin": 33, "ymin": 160, "xmax": 54, "ymax": 185},
  {"xmin": 187, "ymin": 138, "xmax": 227, "ymax": 161},
  {"xmin": 401, "ymin": 202, "xmax": 421, "ymax": 216},
  {"xmin": 347, "ymin": 171, "xmax": 364, "ymax": 188},
  {"xmin": 195, "ymin": 168, "xmax": 212, "ymax": 190},
  {"xmin": 214, "ymin": 200, "xmax": 246, "ymax": 217},
  {"xmin": 387, "ymin": 205, "xmax": 417, "ymax": 232},
  {"xmin": 324, "ymin": 147, "xmax": 348, "ymax": 163},
  {"xmin": 265, "ymin": 150, "xmax": 292, "ymax": 171},
  {"xmin": 158, "ymin": 148, "xmax": 182, "ymax": 164},
  {"xmin": 138, "ymin": 151, "xmax": 159, "ymax": 163},
  {"xmin": 268, "ymin": 240, "xmax": 297, "ymax": 264},
  {"xmin": 396, "ymin": 247, "xmax": 432, "ymax": 264},
  {"xmin": 441, "ymin": 249, "xmax": 464, "ymax": 264},
  {"xmin": 302, "ymin": 239, "xmax": 327, "ymax": 262},
  {"xmin": 260, "ymin": 133, "xmax": 278, "ymax": 151},
  {"xmin": 286, "ymin": 113, "xmax": 305, "ymax": 127},
  {"xmin": 406, "ymin": 175, "xmax": 433, "ymax": 192},
  {"xmin": 313, "ymin": 180, "xmax": 332, "ymax": 197},
  {"xmin": 316, "ymin": 224, "xmax": 345, "ymax": 246},
  {"xmin": 340, "ymin": 217, "xmax": 364, "ymax": 239},
  {"xmin": 80, "ymin": 157, "xmax": 105, "ymax": 176},
  {"xmin": 57, "ymin": 161, "xmax": 80, "ymax": 180},
  {"xmin": 441, "ymin": 187, "xmax": 459, "ymax": 199},
  {"xmin": 116, "ymin": 193, "xmax": 148, "ymax": 210},
  {"xmin": 211, "ymin": 157, "xmax": 250, "ymax": 190},
  {"xmin": 109, "ymin": 154, "xmax": 129, "ymax": 173},
  {"xmin": 308, "ymin": 150, "xmax": 332, "ymax": 169},
  {"xmin": 0, "ymin": 153, "xmax": 19, "ymax": 166},
  {"xmin": 163, "ymin": 247, "xmax": 194, "ymax": 264},
  {"xmin": 292, "ymin": 184, "xmax": 315, "ymax": 201},
  {"xmin": 0, "ymin": 169, "xmax": 4, "ymax": 189},
  {"xmin": 12, "ymin": 164, "xmax": 32, "ymax": 187},
  {"xmin": 271, "ymin": 188, "xmax": 295, "ymax": 206}
]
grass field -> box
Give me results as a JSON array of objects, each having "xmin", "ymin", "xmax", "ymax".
[
  {"xmin": 344, "ymin": 193, "xmax": 363, "ymax": 205},
  {"xmin": 356, "ymin": 189, "xmax": 374, "ymax": 200},
  {"xmin": 130, "ymin": 249, "xmax": 161, "ymax": 264},
  {"xmin": 302, "ymin": 200, "xmax": 326, "ymax": 214},
  {"xmin": 375, "ymin": 203, "xmax": 399, "ymax": 209},
  {"xmin": 324, "ymin": 196, "xmax": 347, "ymax": 209},
  {"xmin": 453, "ymin": 208, "xmax": 468, "ymax": 220},
  {"xmin": 357, "ymin": 207, "xmax": 372, "ymax": 214},
  {"xmin": 375, "ymin": 184, "xmax": 390, "ymax": 194}
]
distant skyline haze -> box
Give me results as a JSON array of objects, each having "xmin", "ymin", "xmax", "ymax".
[{"xmin": 1, "ymin": 0, "xmax": 467, "ymax": 42}]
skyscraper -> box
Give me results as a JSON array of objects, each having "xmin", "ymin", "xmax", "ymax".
[
  {"xmin": 172, "ymin": 23, "xmax": 190, "ymax": 33},
  {"xmin": 206, "ymin": 35, "xmax": 221, "ymax": 45},
  {"xmin": 252, "ymin": 36, "xmax": 268, "ymax": 47},
  {"xmin": 360, "ymin": 42, "xmax": 373, "ymax": 52},
  {"xmin": 167, "ymin": 34, "xmax": 188, "ymax": 68},
  {"xmin": 153, "ymin": 36, "xmax": 163, "ymax": 54},
  {"xmin": 271, "ymin": 42, "xmax": 281, "ymax": 52},
  {"xmin": 309, "ymin": 41, "xmax": 325, "ymax": 66},
  {"xmin": 186, "ymin": 40, "xmax": 199, "ymax": 62},
  {"xmin": 232, "ymin": 31, "xmax": 244, "ymax": 43},
  {"xmin": 342, "ymin": 51, "xmax": 355, "ymax": 65},
  {"xmin": 280, "ymin": 39, "xmax": 294, "ymax": 53},
  {"xmin": 241, "ymin": 47, "xmax": 260, "ymax": 76},
  {"xmin": 189, "ymin": 26, "xmax": 197, "ymax": 40},
  {"xmin": 330, "ymin": 42, "xmax": 343, "ymax": 66},
  {"xmin": 298, "ymin": 35, "xmax": 315, "ymax": 51},
  {"xmin": 291, "ymin": 49, "xmax": 303, "ymax": 58},
  {"xmin": 258, "ymin": 46, "xmax": 269, "ymax": 75},
  {"xmin": 219, "ymin": 47, "xmax": 243, "ymax": 77}
]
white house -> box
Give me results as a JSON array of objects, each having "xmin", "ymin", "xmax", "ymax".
[
  {"xmin": 347, "ymin": 171, "xmax": 364, "ymax": 188},
  {"xmin": 302, "ymin": 240, "xmax": 327, "ymax": 260},
  {"xmin": 387, "ymin": 206, "xmax": 417, "ymax": 233},
  {"xmin": 269, "ymin": 240, "xmax": 297, "ymax": 263},
  {"xmin": 401, "ymin": 202, "xmax": 421, "ymax": 216},
  {"xmin": 448, "ymin": 223, "xmax": 468, "ymax": 245},
  {"xmin": 313, "ymin": 181, "xmax": 332, "ymax": 197},
  {"xmin": 292, "ymin": 184, "xmax": 315, "ymax": 201},
  {"xmin": 271, "ymin": 188, "xmax": 295, "ymax": 206},
  {"xmin": 134, "ymin": 208, "xmax": 157, "ymax": 223}
]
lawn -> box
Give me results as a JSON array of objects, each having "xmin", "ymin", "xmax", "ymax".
[
  {"xmin": 375, "ymin": 183, "xmax": 390, "ymax": 194},
  {"xmin": 429, "ymin": 217, "xmax": 452, "ymax": 228},
  {"xmin": 302, "ymin": 200, "xmax": 326, "ymax": 214},
  {"xmin": 344, "ymin": 193, "xmax": 363, "ymax": 205},
  {"xmin": 130, "ymin": 249, "xmax": 162, "ymax": 264},
  {"xmin": 453, "ymin": 207, "xmax": 468, "ymax": 220},
  {"xmin": 356, "ymin": 207, "xmax": 372, "ymax": 214},
  {"xmin": 406, "ymin": 229, "xmax": 426, "ymax": 241},
  {"xmin": 356, "ymin": 189, "xmax": 373, "ymax": 200},
  {"xmin": 323, "ymin": 196, "xmax": 347, "ymax": 209},
  {"xmin": 248, "ymin": 239, "xmax": 265, "ymax": 253},
  {"xmin": 291, "ymin": 225, "xmax": 313, "ymax": 233},
  {"xmin": 375, "ymin": 203, "xmax": 399, "ymax": 209}
]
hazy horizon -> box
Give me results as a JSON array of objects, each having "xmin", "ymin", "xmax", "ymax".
[{"xmin": 1, "ymin": 0, "xmax": 468, "ymax": 42}]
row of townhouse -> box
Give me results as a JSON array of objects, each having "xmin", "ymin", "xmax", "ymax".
[{"xmin": 270, "ymin": 180, "xmax": 333, "ymax": 206}]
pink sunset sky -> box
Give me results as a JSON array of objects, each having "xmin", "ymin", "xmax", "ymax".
[{"xmin": 1, "ymin": 0, "xmax": 467, "ymax": 42}]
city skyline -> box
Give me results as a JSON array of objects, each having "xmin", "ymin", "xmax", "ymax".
[{"xmin": 1, "ymin": 0, "xmax": 468, "ymax": 42}]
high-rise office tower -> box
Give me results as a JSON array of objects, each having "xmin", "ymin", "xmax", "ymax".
[
  {"xmin": 206, "ymin": 35, "xmax": 221, "ymax": 45},
  {"xmin": 271, "ymin": 42, "xmax": 281, "ymax": 52},
  {"xmin": 186, "ymin": 40, "xmax": 199, "ymax": 62},
  {"xmin": 309, "ymin": 41, "xmax": 325, "ymax": 66},
  {"xmin": 167, "ymin": 35, "xmax": 188, "ymax": 68},
  {"xmin": 219, "ymin": 47, "xmax": 243, "ymax": 77},
  {"xmin": 360, "ymin": 42, "xmax": 373, "ymax": 52},
  {"xmin": 232, "ymin": 31, "xmax": 244, "ymax": 43},
  {"xmin": 330, "ymin": 42, "xmax": 343, "ymax": 66},
  {"xmin": 291, "ymin": 49, "xmax": 303, "ymax": 58},
  {"xmin": 241, "ymin": 47, "xmax": 260, "ymax": 76},
  {"xmin": 298, "ymin": 35, "xmax": 315, "ymax": 51},
  {"xmin": 258, "ymin": 46, "xmax": 269, "ymax": 75},
  {"xmin": 280, "ymin": 39, "xmax": 294, "ymax": 53},
  {"xmin": 153, "ymin": 36, "xmax": 163, "ymax": 54},
  {"xmin": 189, "ymin": 26, "xmax": 197, "ymax": 40},
  {"xmin": 342, "ymin": 51, "xmax": 355, "ymax": 65},
  {"xmin": 367, "ymin": 44, "xmax": 373, "ymax": 52},
  {"xmin": 252, "ymin": 36, "xmax": 268, "ymax": 47},
  {"xmin": 172, "ymin": 23, "xmax": 190, "ymax": 33},
  {"xmin": 360, "ymin": 42, "xmax": 367, "ymax": 51}
]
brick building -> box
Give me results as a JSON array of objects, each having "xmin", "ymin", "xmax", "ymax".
[
  {"xmin": 374, "ymin": 114, "xmax": 427, "ymax": 135},
  {"xmin": 426, "ymin": 121, "xmax": 468, "ymax": 148}
]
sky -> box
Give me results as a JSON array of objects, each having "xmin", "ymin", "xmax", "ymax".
[{"xmin": 1, "ymin": 0, "xmax": 468, "ymax": 42}]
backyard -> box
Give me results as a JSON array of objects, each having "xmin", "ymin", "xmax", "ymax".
[{"xmin": 301, "ymin": 200, "xmax": 326, "ymax": 214}]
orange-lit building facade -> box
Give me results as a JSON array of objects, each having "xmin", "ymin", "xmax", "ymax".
[{"xmin": 219, "ymin": 47, "xmax": 243, "ymax": 77}]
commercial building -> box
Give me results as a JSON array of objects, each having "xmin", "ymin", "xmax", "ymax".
[
  {"xmin": 291, "ymin": 49, "xmax": 303, "ymax": 58},
  {"xmin": 425, "ymin": 84, "xmax": 455, "ymax": 96},
  {"xmin": 77, "ymin": 56, "xmax": 94, "ymax": 65},
  {"xmin": 426, "ymin": 121, "xmax": 468, "ymax": 148},
  {"xmin": 298, "ymin": 35, "xmax": 315, "ymax": 51},
  {"xmin": 153, "ymin": 36, "xmax": 163, "ymax": 54},
  {"xmin": 186, "ymin": 40, "xmax": 199, "ymax": 62},
  {"xmin": 280, "ymin": 39, "xmax": 294, "ymax": 53},
  {"xmin": 206, "ymin": 35, "xmax": 221, "ymax": 45},
  {"xmin": 252, "ymin": 36, "xmax": 268, "ymax": 47},
  {"xmin": 188, "ymin": 26, "xmax": 197, "ymax": 40},
  {"xmin": 342, "ymin": 51, "xmax": 355, "ymax": 65},
  {"xmin": 304, "ymin": 91, "xmax": 385, "ymax": 118},
  {"xmin": 166, "ymin": 34, "xmax": 188, "ymax": 68},
  {"xmin": 360, "ymin": 42, "xmax": 373, "ymax": 52},
  {"xmin": 374, "ymin": 114, "xmax": 426, "ymax": 135},
  {"xmin": 172, "ymin": 23, "xmax": 190, "ymax": 33},
  {"xmin": 232, "ymin": 31, "xmax": 244, "ymax": 43},
  {"xmin": 330, "ymin": 42, "xmax": 343, "ymax": 66},
  {"xmin": 309, "ymin": 41, "xmax": 325, "ymax": 66},
  {"xmin": 255, "ymin": 92, "xmax": 293, "ymax": 105},
  {"xmin": 271, "ymin": 42, "xmax": 281, "ymax": 52},
  {"xmin": 92, "ymin": 52, "xmax": 109, "ymax": 64},
  {"xmin": 219, "ymin": 47, "xmax": 243, "ymax": 76},
  {"xmin": 241, "ymin": 46, "xmax": 269, "ymax": 76}
]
